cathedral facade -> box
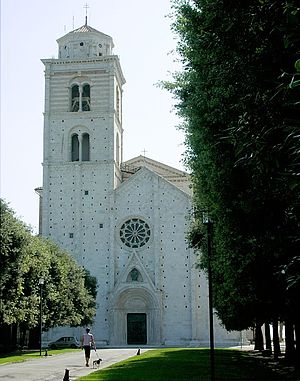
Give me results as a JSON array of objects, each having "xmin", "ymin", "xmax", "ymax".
[{"xmin": 40, "ymin": 20, "xmax": 242, "ymax": 347}]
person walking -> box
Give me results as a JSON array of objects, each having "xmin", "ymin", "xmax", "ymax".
[{"xmin": 81, "ymin": 327, "xmax": 96, "ymax": 367}]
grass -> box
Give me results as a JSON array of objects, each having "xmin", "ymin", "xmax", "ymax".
[
  {"xmin": 1, "ymin": 347, "xmax": 297, "ymax": 380},
  {"xmin": 0, "ymin": 348, "xmax": 80, "ymax": 365},
  {"xmin": 77, "ymin": 348, "xmax": 292, "ymax": 381}
]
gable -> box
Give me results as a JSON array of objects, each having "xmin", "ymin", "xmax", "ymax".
[
  {"xmin": 112, "ymin": 251, "xmax": 156, "ymax": 294},
  {"xmin": 121, "ymin": 156, "xmax": 192, "ymax": 195},
  {"xmin": 116, "ymin": 166, "xmax": 191, "ymax": 202}
]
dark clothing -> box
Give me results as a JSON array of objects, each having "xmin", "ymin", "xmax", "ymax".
[{"xmin": 83, "ymin": 345, "xmax": 91, "ymax": 359}]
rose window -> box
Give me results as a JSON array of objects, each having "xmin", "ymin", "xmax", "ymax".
[{"xmin": 119, "ymin": 218, "xmax": 151, "ymax": 248}]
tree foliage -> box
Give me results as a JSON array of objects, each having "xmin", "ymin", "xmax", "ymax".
[
  {"xmin": 0, "ymin": 199, "xmax": 97, "ymax": 330},
  {"xmin": 166, "ymin": 0, "xmax": 300, "ymax": 335}
]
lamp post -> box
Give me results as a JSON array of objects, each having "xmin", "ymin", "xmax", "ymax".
[
  {"xmin": 203, "ymin": 212, "xmax": 215, "ymax": 381},
  {"xmin": 39, "ymin": 278, "xmax": 44, "ymax": 356}
]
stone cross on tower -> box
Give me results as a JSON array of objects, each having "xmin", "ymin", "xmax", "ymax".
[{"xmin": 84, "ymin": 3, "xmax": 89, "ymax": 25}]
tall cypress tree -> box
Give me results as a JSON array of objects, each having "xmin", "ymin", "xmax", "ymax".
[{"xmin": 166, "ymin": 0, "xmax": 300, "ymax": 359}]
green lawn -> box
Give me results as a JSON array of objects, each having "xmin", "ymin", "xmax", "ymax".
[
  {"xmin": 0, "ymin": 347, "xmax": 296, "ymax": 380},
  {"xmin": 0, "ymin": 348, "xmax": 79, "ymax": 365},
  {"xmin": 77, "ymin": 348, "xmax": 291, "ymax": 381}
]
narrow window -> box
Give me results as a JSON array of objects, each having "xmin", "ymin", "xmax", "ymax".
[
  {"xmin": 116, "ymin": 133, "xmax": 120, "ymax": 165},
  {"xmin": 71, "ymin": 134, "xmax": 79, "ymax": 161},
  {"xmin": 116, "ymin": 86, "xmax": 120, "ymax": 118},
  {"xmin": 71, "ymin": 85, "xmax": 80, "ymax": 112},
  {"xmin": 82, "ymin": 133, "xmax": 90, "ymax": 161},
  {"xmin": 82, "ymin": 84, "xmax": 91, "ymax": 111}
]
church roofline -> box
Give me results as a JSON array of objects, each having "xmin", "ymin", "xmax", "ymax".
[
  {"xmin": 117, "ymin": 165, "xmax": 192, "ymax": 199},
  {"xmin": 72, "ymin": 24, "xmax": 101, "ymax": 34},
  {"xmin": 57, "ymin": 23, "xmax": 113, "ymax": 45},
  {"xmin": 123, "ymin": 155, "xmax": 189, "ymax": 177}
]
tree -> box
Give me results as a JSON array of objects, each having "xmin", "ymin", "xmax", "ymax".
[
  {"xmin": 166, "ymin": 0, "xmax": 299, "ymax": 358},
  {"xmin": 0, "ymin": 199, "xmax": 36, "ymax": 327},
  {"xmin": 0, "ymin": 199, "xmax": 97, "ymax": 349}
]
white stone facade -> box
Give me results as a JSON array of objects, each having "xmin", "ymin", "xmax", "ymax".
[{"xmin": 40, "ymin": 22, "xmax": 243, "ymax": 347}]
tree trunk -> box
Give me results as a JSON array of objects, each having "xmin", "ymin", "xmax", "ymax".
[
  {"xmin": 28, "ymin": 327, "xmax": 40, "ymax": 349},
  {"xmin": 254, "ymin": 323, "xmax": 264, "ymax": 351},
  {"xmin": 0, "ymin": 325, "xmax": 15, "ymax": 353},
  {"xmin": 295, "ymin": 320, "xmax": 299, "ymax": 370},
  {"xmin": 272, "ymin": 318, "xmax": 281, "ymax": 360},
  {"xmin": 285, "ymin": 319, "xmax": 295, "ymax": 364},
  {"xmin": 265, "ymin": 322, "xmax": 272, "ymax": 351}
]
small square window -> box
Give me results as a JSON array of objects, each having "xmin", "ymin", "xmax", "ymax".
[
  {"xmin": 84, "ymin": 190, "xmax": 89, "ymax": 195},
  {"xmin": 99, "ymin": 223, "xmax": 103, "ymax": 228},
  {"xmin": 69, "ymin": 233, "xmax": 74, "ymax": 238}
]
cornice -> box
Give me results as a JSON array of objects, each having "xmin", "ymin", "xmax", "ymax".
[
  {"xmin": 42, "ymin": 55, "xmax": 120, "ymax": 65},
  {"xmin": 41, "ymin": 55, "xmax": 126, "ymax": 84}
]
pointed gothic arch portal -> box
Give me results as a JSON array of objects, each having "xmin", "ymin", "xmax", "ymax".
[{"xmin": 111, "ymin": 288, "xmax": 160, "ymax": 346}]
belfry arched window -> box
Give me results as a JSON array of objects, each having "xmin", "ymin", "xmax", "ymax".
[
  {"xmin": 71, "ymin": 132, "xmax": 90, "ymax": 162},
  {"xmin": 71, "ymin": 134, "xmax": 79, "ymax": 161},
  {"xmin": 71, "ymin": 85, "xmax": 80, "ymax": 112},
  {"xmin": 70, "ymin": 83, "xmax": 91, "ymax": 112},
  {"xmin": 82, "ymin": 84, "xmax": 91, "ymax": 111},
  {"xmin": 82, "ymin": 133, "xmax": 90, "ymax": 161}
]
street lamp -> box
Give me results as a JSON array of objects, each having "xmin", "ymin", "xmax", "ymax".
[
  {"xmin": 202, "ymin": 212, "xmax": 215, "ymax": 381},
  {"xmin": 39, "ymin": 278, "xmax": 44, "ymax": 356}
]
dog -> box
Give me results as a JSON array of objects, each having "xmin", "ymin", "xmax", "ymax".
[{"xmin": 93, "ymin": 358, "xmax": 102, "ymax": 368}]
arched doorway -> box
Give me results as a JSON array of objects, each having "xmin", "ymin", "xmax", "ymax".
[{"xmin": 110, "ymin": 287, "xmax": 161, "ymax": 346}]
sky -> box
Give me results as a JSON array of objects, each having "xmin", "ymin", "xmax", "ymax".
[{"xmin": 1, "ymin": 0, "xmax": 186, "ymax": 233}]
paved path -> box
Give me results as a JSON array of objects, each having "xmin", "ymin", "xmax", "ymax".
[{"xmin": 0, "ymin": 348, "xmax": 146, "ymax": 381}]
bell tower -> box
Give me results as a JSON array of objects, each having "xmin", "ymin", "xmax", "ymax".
[{"xmin": 41, "ymin": 21, "xmax": 125, "ymax": 265}]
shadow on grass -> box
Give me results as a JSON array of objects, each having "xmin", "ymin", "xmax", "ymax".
[
  {"xmin": 77, "ymin": 348, "xmax": 287, "ymax": 381},
  {"xmin": 0, "ymin": 348, "xmax": 80, "ymax": 365}
]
